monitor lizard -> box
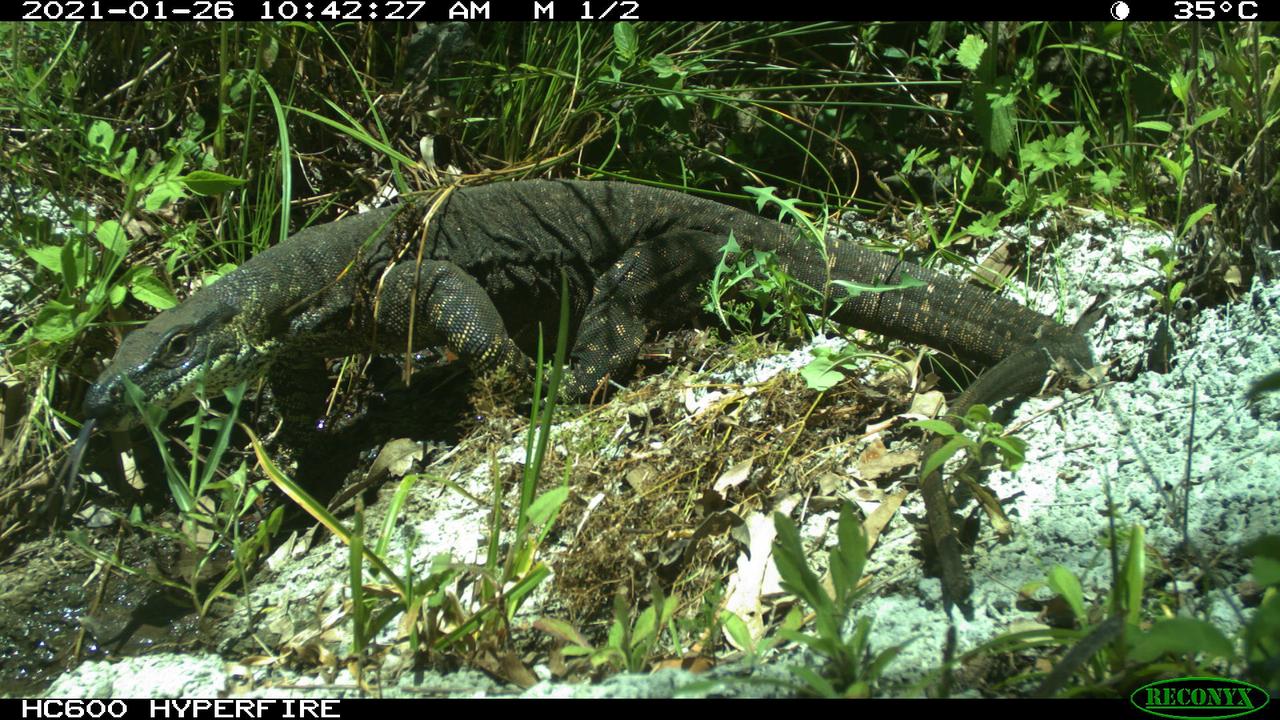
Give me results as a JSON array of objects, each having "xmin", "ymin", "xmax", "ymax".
[{"xmin": 80, "ymin": 179, "xmax": 1095, "ymax": 610}]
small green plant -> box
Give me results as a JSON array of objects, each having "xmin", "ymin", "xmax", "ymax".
[
  {"xmin": 1028, "ymin": 525, "xmax": 1243, "ymax": 697},
  {"xmin": 908, "ymin": 403, "xmax": 1027, "ymax": 524},
  {"xmin": 345, "ymin": 272, "xmax": 581, "ymax": 661},
  {"xmin": 1241, "ymin": 536, "xmax": 1280, "ymax": 693},
  {"xmin": 16, "ymin": 119, "xmax": 244, "ymax": 356},
  {"xmin": 675, "ymin": 581, "xmax": 728, "ymax": 653},
  {"xmin": 705, "ymin": 231, "xmax": 817, "ymax": 340},
  {"xmin": 703, "ymin": 186, "xmax": 831, "ymax": 339},
  {"xmin": 248, "ymin": 422, "xmax": 476, "ymax": 664},
  {"xmin": 555, "ymin": 582, "xmax": 680, "ymax": 673},
  {"xmin": 70, "ymin": 379, "xmax": 282, "ymax": 617},
  {"xmin": 444, "ymin": 271, "xmax": 574, "ymax": 650},
  {"xmin": 19, "ymin": 122, "xmax": 176, "ymax": 350},
  {"xmin": 1143, "ymin": 244, "xmax": 1187, "ymax": 315},
  {"xmin": 706, "ymin": 186, "xmax": 927, "ymax": 348},
  {"xmin": 948, "ymin": 525, "xmax": 1269, "ymax": 698},
  {"xmin": 771, "ymin": 502, "xmax": 905, "ymax": 697}
]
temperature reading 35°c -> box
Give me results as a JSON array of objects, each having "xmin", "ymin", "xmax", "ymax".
[{"xmin": 1173, "ymin": 0, "xmax": 1259, "ymax": 18}]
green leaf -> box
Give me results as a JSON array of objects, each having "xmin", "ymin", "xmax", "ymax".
[
  {"xmin": 988, "ymin": 436, "xmax": 1027, "ymax": 470},
  {"xmin": 1130, "ymin": 618, "xmax": 1235, "ymax": 663},
  {"xmin": 631, "ymin": 606, "xmax": 656, "ymax": 648},
  {"xmin": 777, "ymin": 626, "xmax": 832, "ymax": 655},
  {"xmin": 1090, "ymin": 167, "xmax": 1125, "ymax": 195},
  {"xmin": 202, "ymin": 262, "xmax": 239, "ymax": 286},
  {"xmin": 965, "ymin": 212, "xmax": 1003, "ymax": 239},
  {"xmin": 1036, "ymin": 83, "xmax": 1061, "ymax": 106},
  {"xmin": 60, "ymin": 238, "xmax": 81, "ymax": 292},
  {"xmin": 87, "ymin": 120, "xmax": 115, "ymax": 156},
  {"xmin": 1179, "ymin": 203, "xmax": 1216, "ymax": 239},
  {"xmin": 957, "ymin": 34, "xmax": 988, "ymax": 71},
  {"xmin": 118, "ymin": 147, "xmax": 139, "ymax": 176},
  {"xmin": 719, "ymin": 611, "xmax": 755, "ymax": 655},
  {"xmin": 901, "ymin": 146, "xmax": 939, "ymax": 174},
  {"xmin": 612, "ymin": 23, "xmax": 638, "ymax": 64},
  {"xmin": 95, "ymin": 220, "xmax": 128, "ymax": 257},
  {"xmin": 31, "ymin": 305, "xmax": 78, "ymax": 343},
  {"xmin": 1122, "ymin": 524, "xmax": 1145, "ymax": 626},
  {"xmin": 1134, "ymin": 120, "xmax": 1173, "ymax": 133},
  {"xmin": 129, "ymin": 268, "xmax": 178, "ymax": 310},
  {"xmin": 1143, "ymin": 244, "xmax": 1172, "ymax": 264},
  {"xmin": 788, "ymin": 665, "xmax": 838, "ymax": 698},
  {"xmin": 1021, "ymin": 140, "xmax": 1053, "ymax": 173},
  {"xmin": 607, "ymin": 612, "xmax": 626, "ymax": 651},
  {"xmin": 525, "ymin": 485, "xmax": 568, "ymax": 528},
  {"xmin": 1047, "ymin": 565, "xmax": 1087, "ymax": 623},
  {"xmin": 1169, "ymin": 69, "xmax": 1191, "ymax": 104},
  {"xmin": 800, "ymin": 348, "xmax": 848, "ymax": 392},
  {"xmin": 987, "ymin": 97, "xmax": 1016, "ymax": 157},
  {"xmin": 144, "ymin": 179, "xmax": 187, "ymax": 212},
  {"xmin": 964, "ymin": 403, "xmax": 992, "ymax": 423},
  {"xmin": 905, "ymin": 419, "xmax": 959, "ymax": 437},
  {"xmin": 918, "ymin": 435, "xmax": 969, "ymax": 480},
  {"xmin": 868, "ymin": 643, "xmax": 907, "ymax": 682},
  {"xmin": 538, "ymin": 617, "xmax": 591, "ymax": 648},
  {"xmin": 1189, "ymin": 105, "xmax": 1229, "ymax": 132},
  {"xmin": 831, "ymin": 274, "xmax": 925, "ymax": 298},
  {"xmin": 772, "ymin": 512, "xmax": 835, "ymax": 621},
  {"xmin": 649, "ymin": 54, "xmax": 677, "ymax": 78},
  {"xmin": 23, "ymin": 245, "xmax": 64, "ymax": 274},
  {"xmin": 1063, "ymin": 126, "xmax": 1089, "ymax": 167},
  {"xmin": 180, "ymin": 170, "xmax": 247, "ymax": 196},
  {"xmin": 658, "ymin": 93, "xmax": 684, "ymax": 112},
  {"xmin": 829, "ymin": 503, "xmax": 868, "ymax": 609},
  {"xmin": 1251, "ymin": 556, "xmax": 1280, "ymax": 586},
  {"xmin": 1155, "ymin": 156, "xmax": 1185, "ymax": 186}
]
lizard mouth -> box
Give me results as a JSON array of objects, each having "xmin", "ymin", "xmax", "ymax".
[{"xmin": 81, "ymin": 376, "xmax": 143, "ymax": 432}]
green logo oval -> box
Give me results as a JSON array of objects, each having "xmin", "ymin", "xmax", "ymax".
[{"xmin": 1131, "ymin": 677, "xmax": 1271, "ymax": 720}]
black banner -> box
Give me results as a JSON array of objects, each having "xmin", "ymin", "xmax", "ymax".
[{"xmin": 7, "ymin": 0, "xmax": 1275, "ymax": 22}]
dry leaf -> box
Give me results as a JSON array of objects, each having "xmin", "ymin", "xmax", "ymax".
[
  {"xmin": 862, "ymin": 489, "xmax": 906, "ymax": 550},
  {"xmin": 369, "ymin": 438, "xmax": 423, "ymax": 480},
  {"xmin": 857, "ymin": 437, "xmax": 920, "ymax": 481},
  {"xmin": 907, "ymin": 390, "xmax": 946, "ymax": 418},
  {"xmin": 714, "ymin": 457, "xmax": 754, "ymax": 493},
  {"xmin": 817, "ymin": 472, "xmax": 845, "ymax": 495},
  {"xmin": 625, "ymin": 463, "xmax": 659, "ymax": 493},
  {"xmin": 722, "ymin": 511, "xmax": 781, "ymax": 649}
]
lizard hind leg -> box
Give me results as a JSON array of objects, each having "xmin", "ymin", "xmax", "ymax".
[{"xmin": 563, "ymin": 232, "xmax": 723, "ymax": 400}]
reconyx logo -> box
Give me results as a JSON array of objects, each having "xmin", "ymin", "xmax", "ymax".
[{"xmin": 1131, "ymin": 677, "xmax": 1271, "ymax": 719}]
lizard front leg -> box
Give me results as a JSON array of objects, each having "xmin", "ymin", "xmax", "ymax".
[
  {"xmin": 376, "ymin": 260, "xmax": 534, "ymax": 379},
  {"xmin": 265, "ymin": 355, "xmax": 332, "ymax": 445}
]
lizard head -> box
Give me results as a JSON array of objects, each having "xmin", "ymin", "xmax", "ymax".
[{"xmin": 84, "ymin": 291, "xmax": 278, "ymax": 431}]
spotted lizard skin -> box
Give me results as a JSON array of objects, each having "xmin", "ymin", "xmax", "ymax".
[{"xmin": 83, "ymin": 179, "xmax": 1094, "ymax": 608}]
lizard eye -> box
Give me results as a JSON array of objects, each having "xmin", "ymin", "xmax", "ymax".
[{"xmin": 161, "ymin": 331, "xmax": 193, "ymax": 366}]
